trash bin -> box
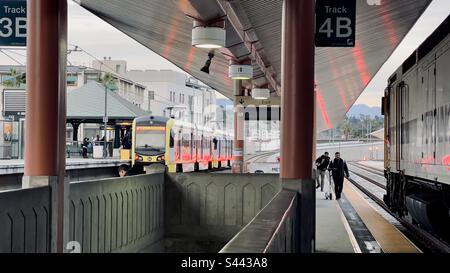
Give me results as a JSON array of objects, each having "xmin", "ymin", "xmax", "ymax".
[{"xmin": 93, "ymin": 145, "xmax": 103, "ymax": 158}]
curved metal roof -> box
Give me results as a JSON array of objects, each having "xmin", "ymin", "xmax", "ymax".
[
  {"xmin": 76, "ymin": 0, "xmax": 432, "ymax": 131},
  {"xmin": 67, "ymin": 81, "xmax": 149, "ymax": 121}
]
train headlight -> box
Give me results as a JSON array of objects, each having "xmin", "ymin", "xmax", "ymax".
[
  {"xmin": 157, "ymin": 155, "xmax": 165, "ymax": 161},
  {"xmin": 135, "ymin": 154, "xmax": 142, "ymax": 161}
]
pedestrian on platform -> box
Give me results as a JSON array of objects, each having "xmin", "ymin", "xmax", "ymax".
[
  {"xmin": 315, "ymin": 151, "xmax": 330, "ymax": 191},
  {"xmin": 328, "ymin": 152, "xmax": 349, "ymax": 199},
  {"xmin": 82, "ymin": 137, "xmax": 89, "ymax": 158},
  {"xmin": 118, "ymin": 164, "xmax": 130, "ymax": 177}
]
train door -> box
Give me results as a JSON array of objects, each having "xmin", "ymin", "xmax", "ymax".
[
  {"xmin": 395, "ymin": 82, "xmax": 401, "ymax": 171},
  {"xmin": 382, "ymin": 88, "xmax": 390, "ymax": 170},
  {"xmin": 429, "ymin": 63, "xmax": 437, "ymax": 165},
  {"xmin": 178, "ymin": 130, "xmax": 182, "ymax": 162},
  {"xmin": 401, "ymin": 78, "xmax": 410, "ymax": 166},
  {"xmin": 201, "ymin": 134, "xmax": 204, "ymax": 161},
  {"xmin": 191, "ymin": 131, "xmax": 194, "ymax": 161},
  {"xmin": 424, "ymin": 63, "xmax": 437, "ymax": 165}
]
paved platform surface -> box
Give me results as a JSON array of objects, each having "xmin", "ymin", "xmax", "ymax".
[
  {"xmin": 342, "ymin": 181, "xmax": 419, "ymax": 253},
  {"xmin": 0, "ymin": 158, "xmax": 129, "ymax": 175},
  {"xmin": 315, "ymin": 187, "xmax": 356, "ymax": 253}
]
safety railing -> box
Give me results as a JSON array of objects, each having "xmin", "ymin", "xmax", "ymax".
[
  {"xmin": 219, "ymin": 190, "xmax": 298, "ymax": 253},
  {"xmin": 66, "ymin": 140, "xmax": 115, "ymax": 158},
  {"xmin": 68, "ymin": 173, "xmax": 165, "ymax": 253},
  {"xmin": 0, "ymin": 186, "xmax": 51, "ymax": 253},
  {"xmin": 165, "ymin": 173, "xmax": 281, "ymax": 248}
]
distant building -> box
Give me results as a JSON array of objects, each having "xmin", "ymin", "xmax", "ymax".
[
  {"xmin": 0, "ymin": 64, "xmax": 146, "ymax": 159},
  {"xmin": 125, "ymin": 69, "xmax": 217, "ymax": 127},
  {"xmin": 0, "ymin": 64, "xmax": 146, "ymax": 117},
  {"xmin": 92, "ymin": 58, "xmax": 127, "ymax": 75}
]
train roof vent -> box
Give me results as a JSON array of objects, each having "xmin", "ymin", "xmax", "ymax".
[
  {"xmin": 388, "ymin": 73, "xmax": 397, "ymax": 86},
  {"xmin": 418, "ymin": 15, "xmax": 450, "ymax": 61},
  {"xmin": 402, "ymin": 52, "xmax": 417, "ymax": 74}
]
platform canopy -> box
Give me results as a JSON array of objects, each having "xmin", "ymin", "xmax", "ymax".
[
  {"xmin": 67, "ymin": 81, "xmax": 148, "ymax": 123},
  {"xmin": 75, "ymin": 0, "xmax": 432, "ymax": 131}
]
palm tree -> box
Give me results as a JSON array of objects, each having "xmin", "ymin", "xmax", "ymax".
[
  {"xmin": 2, "ymin": 68, "xmax": 26, "ymax": 87},
  {"xmin": 341, "ymin": 120, "xmax": 352, "ymax": 141}
]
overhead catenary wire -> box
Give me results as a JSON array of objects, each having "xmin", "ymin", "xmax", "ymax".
[{"xmin": 0, "ymin": 49, "xmax": 24, "ymax": 66}]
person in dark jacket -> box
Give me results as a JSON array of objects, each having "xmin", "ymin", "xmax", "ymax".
[
  {"xmin": 122, "ymin": 131, "xmax": 132, "ymax": 149},
  {"xmin": 315, "ymin": 152, "xmax": 330, "ymax": 191},
  {"xmin": 118, "ymin": 164, "xmax": 130, "ymax": 177},
  {"xmin": 328, "ymin": 152, "xmax": 349, "ymax": 199}
]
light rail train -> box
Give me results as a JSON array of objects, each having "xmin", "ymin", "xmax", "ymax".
[{"xmin": 131, "ymin": 116, "xmax": 233, "ymax": 172}]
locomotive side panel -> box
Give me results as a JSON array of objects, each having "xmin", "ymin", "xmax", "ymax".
[{"xmin": 435, "ymin": 43, "xmax": 450, "ymax": 180}]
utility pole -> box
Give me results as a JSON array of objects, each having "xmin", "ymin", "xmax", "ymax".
[{"xmin": 103, "ymin": 83, "xmax": 108, "ymax": 158}]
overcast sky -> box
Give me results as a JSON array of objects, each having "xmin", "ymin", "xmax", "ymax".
[{"xmin": 1, "ymin": 0, "xmax": 449, "ymax": 105}]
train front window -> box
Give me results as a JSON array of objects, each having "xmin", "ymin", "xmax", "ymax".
[{"xmin": 135, "ymin": 126, "xmax": 165, "ymax": 155}]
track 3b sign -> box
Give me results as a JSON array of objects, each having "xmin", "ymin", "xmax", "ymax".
[
  {"xmin": 0, "ymin": 0, "xmax": 26, "ymax": 46},
  {"xmin": 315, "ymin": 0, "xmax": 356, "ymax": 47}
]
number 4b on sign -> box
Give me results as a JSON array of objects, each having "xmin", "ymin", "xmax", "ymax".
[{"xmin": 315, "ymin": 0, "xmax": 356, "ymax": 47}]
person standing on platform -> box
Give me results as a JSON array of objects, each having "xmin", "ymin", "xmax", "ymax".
[
  {"xmin": 118, "ymin": 164, "xmax": 130, "ymax": 177},
  {"xmin": 315, "ymin": 152, "xmax": 330, "ymax": 191},
  {"xmin": 328, "ymin": 152, "xmax": 349, "ymax": 199}
]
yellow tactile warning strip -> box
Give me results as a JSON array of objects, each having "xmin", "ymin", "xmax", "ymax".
[{"xmin": 342, "ymin": 180, "xmax": 420, "ymax": 253}]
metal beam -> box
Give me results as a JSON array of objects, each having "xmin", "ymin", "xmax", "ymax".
[{"xmin": 216, "ymin": 0, "xmax": 281, "ymax": 95}]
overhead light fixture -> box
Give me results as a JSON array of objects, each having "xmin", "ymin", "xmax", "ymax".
[
  {"xmin": 251, "ymin": 88, "xmax": 270, "ymax": 100},
  {"xmin": 192, "ymin": 21, "xmax": 226, "ymax": 49},
  {"xmin": 201, "ymin": 51, "xmax": 215, "ymax": 74},
  {"xmin": 229, "ymin": 64, "xmax": 253, "ymax": 80}
]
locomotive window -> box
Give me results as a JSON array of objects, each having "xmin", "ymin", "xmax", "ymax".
[
  {"xmin": 169, "ymin": 129, "xmax": 174, "ymax": 148},
  {"xmin": 213, "ymin": 138, "xmax": 218, "ymax": 149}
]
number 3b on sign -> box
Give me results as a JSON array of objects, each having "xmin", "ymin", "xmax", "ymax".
[
  {"xmin": 0, "ymin": 16, "xmax": 26, "ymax": 38},
  {"xmin": 0, "ymin": 1, "xmax": 27, "ymax": 46}
]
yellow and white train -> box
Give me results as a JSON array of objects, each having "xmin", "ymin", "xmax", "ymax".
[{"xmin": 131, "ymin": 116, "xmax": 233, "ymax": 172}]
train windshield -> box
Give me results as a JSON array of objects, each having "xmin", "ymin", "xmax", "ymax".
[{"xmin": 135, "ymin": 126, "xmax": 165, "ymax": 155}]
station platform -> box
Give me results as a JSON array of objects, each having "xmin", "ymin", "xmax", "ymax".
[
  {"xmin": 0, "ymin": 158, "xmax": 129, "ymax": 175},
  {"xmin": 0, "ymin": 158, "xmax": 130, "ymax": 191},
  {"xmin": 316, "ymin": 187, "xmax": 356, "ymax": 253},
  {"xmin": 315, "ymin": 174, "xmax": 419, "ymax": 253}
]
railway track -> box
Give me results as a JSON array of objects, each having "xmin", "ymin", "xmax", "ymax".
[
  {"xmin": 350, "ymin": 162, "xmax": 384, "ymax": 176},
  {"xmin": 245, "ymin": 152, "xmax": 277, "ymax": 163},
  {"xmin": 348, "ymin": 169, "xmax": 450, "ymax": 253},
  {"xmin": 348, "ymin": 163, "xmax": 386, "ymax": 190}
]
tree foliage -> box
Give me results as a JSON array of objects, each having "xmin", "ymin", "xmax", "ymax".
[{"xmin": 2, "ymin": 68, "xmax": 26, "ymax": 88}]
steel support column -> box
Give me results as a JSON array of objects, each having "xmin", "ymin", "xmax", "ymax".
[
  {"xmin": 72, "ymin": 122, "xmax": 80, "ymax": 142},
  {"xmin": 114, "ymin": 125, "xmax": 121, "ymax": 148},
  {"xmin": 280, "ymin": 0, "xmax": 315, "ymax": 253},
  {"xmin": 232, "ymin": 80, "xmax": 244, "ymax": 173},
  {"xmin": 23, "ymin": 0, "xmax": 68, "ymax": 252}
]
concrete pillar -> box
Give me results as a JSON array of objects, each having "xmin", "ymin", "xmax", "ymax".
[
  {"xmin": 23, "ymin": 0, "xmax": 68, "ymax": 253},
  {"xmin": 280, "ymin": 0, "xmax": 315, "ymax": 253},
  {"xmin": 232, "ymin": 80, "xmax": 244, "ymax": 173}
]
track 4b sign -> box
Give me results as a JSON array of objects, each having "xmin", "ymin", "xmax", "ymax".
[
  {"xmin": 315, "ymin": 0, "xmax": 356, "ymax": 47},
  {"xmin": 0, "ymin": 0, "xmax": 26, "ymax": 46}
]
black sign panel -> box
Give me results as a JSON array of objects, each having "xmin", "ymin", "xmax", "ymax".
[
  {"xmin": 0, "ymin": 0, "xmax": 27, "ymax": 46},
  {"xmin": 315, "ymin": 0, "xmax": 356, "ymax": 47}
]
